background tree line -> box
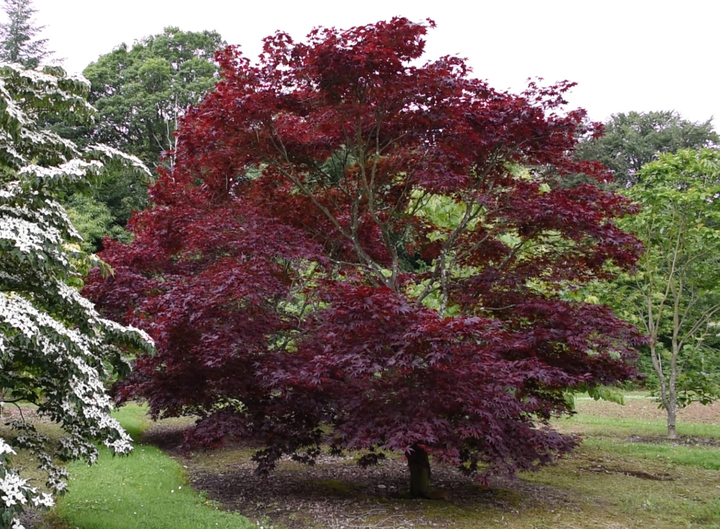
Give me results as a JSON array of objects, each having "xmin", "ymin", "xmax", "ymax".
[{"xmin": 1, "ymin": 0, "xmax": 720, "ymax": 525}]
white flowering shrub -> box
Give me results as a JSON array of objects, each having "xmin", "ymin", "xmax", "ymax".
[{"xmin": 0, "ymin": 63, "xmax": 154, "ymax": 529}]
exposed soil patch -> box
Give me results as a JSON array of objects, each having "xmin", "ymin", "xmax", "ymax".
[
  {"xmin": 142, "ymin": 421, "xmax": 577, "ymax": 529},
  {"xmin": 624, "ymin": 434, "xmax": 720, "ymax": 447},
  {"xmin": 138, "ymin": 397, "xmax": 720, "ymax": 528},
  {"xmin": 1, "ymin": 405, "xmax": 52, "ymax": 424},
  {"xmin": 579, "ymin": 463, "xmax": 674, "ymax": 481}
]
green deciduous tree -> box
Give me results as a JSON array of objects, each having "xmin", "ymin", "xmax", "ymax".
[
  {"xmin": 0, "ymin": 64, "xmax": 153, "ymax": 529},
  {"xmin": 0, "ymin": 0, "xmax": 50, "ymax": 69},
  {"xmin": 61, "ymin": 27, "xmax": 226, "ymax": 251},
  {"xmin": 83, "ymin": 26, "xmax": 225, "ymax": 168},
  {"xmin": 64, "ymin": 193, "xmax": 131, "ymax": 252},
  {"xmin": 576, "ymin": 111, "xmax": 719, "ymax": 186},
  {"xmin": 605, "ymin": 149, "xmax": 720, "ymax": 438}
]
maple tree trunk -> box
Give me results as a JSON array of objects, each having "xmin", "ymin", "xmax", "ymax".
[{"xmin": 407, "ymin": 444, "xmax": 431, "ymax": 498}]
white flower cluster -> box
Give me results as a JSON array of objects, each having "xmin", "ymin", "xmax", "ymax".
[
  {"xmin": 19, "ymin": 159, "xmax": 105, "ymax": 184},
  {"xmin": 86, "ymin": 144, "xmax": 151, "ymax": 177},
  {"xmin": 1, "ymin": 290, "xmax": 138, "ymax": 446},
  {"xmin": 1, "ymin": 62, "xmax": 59, "ymax": 86},
  {"xmin": 0, "ymin": 473, "xmax": 27, "ymax": 507},
  {"xmin": 0, "ymin": 83, "xmax": 25, "ymax": 127},
  {"xmin": 0, "ymin": 215, "xmax": 62, "ymax": 254},
  {"xmin": 0, "ymin": 468, "xmax": 55, "ymax": 529},
  {"xmin": 0, "ymin": 440, "xmax": 15, "ymax": 457},
  {"xmin": 0, "ymin": 62, "xmax": 155, "ymax": 529},
  {"xmin": 0, "ymin": 292, "xmax": 88, "ymax": 357}
]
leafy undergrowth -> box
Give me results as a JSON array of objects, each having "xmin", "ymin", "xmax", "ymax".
[{"xmin": 45, "ymin": 405, "xmax": 254, "ymax": 529}]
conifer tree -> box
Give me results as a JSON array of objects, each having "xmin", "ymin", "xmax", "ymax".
[{"xmin": 0, "ymin": 0, "xmax": 51, "ymax": 69}]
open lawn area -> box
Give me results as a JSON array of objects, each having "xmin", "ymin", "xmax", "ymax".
[{"xmin": 7, "ymin": 395, "xmax": 720, "ymax": 529}]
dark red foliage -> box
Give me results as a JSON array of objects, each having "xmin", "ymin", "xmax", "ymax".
[{"xmin": 85, "ymin": 18, "xmax": 643, "ymax": 483}]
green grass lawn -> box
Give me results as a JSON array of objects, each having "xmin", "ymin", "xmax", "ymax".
[
  {"xmin": 50, "ymin": 405, "xmax": 254, "ymax": 529},
  {"xmin": 559, "ymin": 412, "xmax": 720, "ymax": 438}
]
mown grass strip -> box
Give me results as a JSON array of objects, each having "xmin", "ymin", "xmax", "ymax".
[
  {"xmin": 584, "ymin": 438, "xmax": 720, "ymax": 470},
  {"xmin": 54, "ymin": 404, "xmax": 253, "ymax": 529},
  {"xmin": 559, "ymin": 414, "xmax": 720, "ymax": 438}
]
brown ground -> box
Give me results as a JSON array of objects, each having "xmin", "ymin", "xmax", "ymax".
[
  {"xmin": 137, "ymin": 396, "xmax": 720, "ymax": 529},
  {"xmin": 142, "ymin": 421, "xmax": 578, "ymax": 529},
  {"xmin": 573, "ymin": 397, "xmax": 720, "ymax": 424}
]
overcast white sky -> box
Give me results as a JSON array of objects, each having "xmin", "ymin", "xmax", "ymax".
[{"xmin": 29, "ymin": 0, "xmax": 720, "ymax": 127}]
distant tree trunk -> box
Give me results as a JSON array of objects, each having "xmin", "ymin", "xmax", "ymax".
[
  {"xmin": 407, "ymin": 443, "xmax": 431, "ymax": 498},
  {"xmin": 668, "ymin": 339, "xmax": 679, "ymax": 439},
  {"xmin": 651, "ymin": 342, "xmax": 678, "ymax": 439},
  {"xmin": 666, "ymin": 397, "xmax": 677, "ymax": 439}
]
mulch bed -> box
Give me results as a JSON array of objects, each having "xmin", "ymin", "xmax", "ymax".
[
  {"xmin": 141, "ymin": 421, "xmax": 577, "ymax": 529},
  {"xmin": 140, "ymin": 399, "xmax": 720, "ymax": 528}
]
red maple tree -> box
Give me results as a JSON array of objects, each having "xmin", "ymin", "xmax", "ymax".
[{"xmin": 85, "ymin": 18, "xmax": 643, "ymax": 497}]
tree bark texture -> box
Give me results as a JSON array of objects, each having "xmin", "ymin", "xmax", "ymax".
[{"xmin": 407, "ymin": 443, "xmax": 431, "ymax": 498}]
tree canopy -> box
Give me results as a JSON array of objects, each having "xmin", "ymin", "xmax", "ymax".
[
  {"xmin": 58, "ymin": 27, "xmax": 227, "ymax": 251},
  {"xmin": 0, "ymin": 0, "xmax": 50, "ymax": 69},
  {"xmin": 576, "ymin": 111, "xmax": 719, "ymax": 186},
  {"xmin": 602, "ymin": 148, "xmax": 720, "ymax": 437},
  {"xmin": 87, "ymin": 18, "xmax": 643, "ymax": 497},
  {"xmin": 83, "ymin": 26, "xmax": 225, "ymax": 167},
  {"xmin": 0, "ymin": 64, "xmax": 153, "ymax": 529}
]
